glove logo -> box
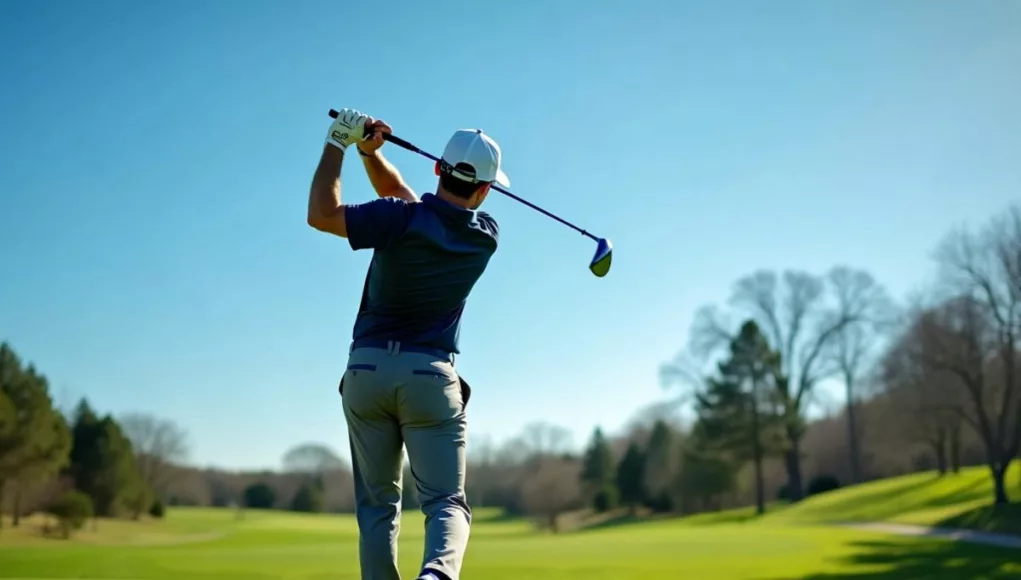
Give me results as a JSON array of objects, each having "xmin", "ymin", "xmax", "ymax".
[{"xmin": 332, "ymin": 130, "xmax": 349, "ymax": 142}]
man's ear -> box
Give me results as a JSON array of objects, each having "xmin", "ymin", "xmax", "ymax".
[{"xmin": 434, "ymin": 161, "xmax": 441, "ymax": 176}]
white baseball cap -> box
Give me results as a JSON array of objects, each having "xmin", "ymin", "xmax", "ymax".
[{"xmin": 440, "ymin": 129, "xmax": 510, "ymax": 188}]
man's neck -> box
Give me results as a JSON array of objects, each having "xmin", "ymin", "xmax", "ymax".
[{"xmin": 436, "ymin": 189, "xmax": 475, "ymax": 210}]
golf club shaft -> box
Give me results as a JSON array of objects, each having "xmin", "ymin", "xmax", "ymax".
[{"xmin": 328, "ymin": 109, "xmax": 598, "ymax": 241}]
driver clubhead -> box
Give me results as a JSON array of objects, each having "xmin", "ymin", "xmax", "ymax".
[{"xmin": 589, "ymin": 238, "xmax": 613, "ymax": 277}]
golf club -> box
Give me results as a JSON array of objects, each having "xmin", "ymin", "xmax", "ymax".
[{"xmin": 328, "ymin": 109, "xmax": 613, "ymax": 277}]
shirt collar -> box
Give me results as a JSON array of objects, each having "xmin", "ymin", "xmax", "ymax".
[{"xmin": 422, "ymin": 192, "xmax": 475, "ymax": 220}]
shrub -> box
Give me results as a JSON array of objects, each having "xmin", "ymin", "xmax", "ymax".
[
  {"xmin": 777, "ymin": 484, "xmax": 792, "ymax": 501},
  {"xmin": 644, "ymin": 492, "xmax": 674, "ymax": 513},
  {"xmin": 149, "ymin": 498, "xmax": 166, "ymax": 519},
  {"xmin": 124, "ymin": 485, "xmax": 153, "ymax": 520},
  {"xmin": 48, "ymin": 490, "xmax": 94, "ymax": 539},
  {"xmin": 593, "ymin": 485, "xmax": 619, "ymax": 513},
  {"xmin": 243, "ymin": 482, "xmax": 276, "ymax": 509},
  {"xmin": 290, "ymin": 483, "xmax": 324, "ymax": 513},
  {"xmin": 806, "ymin": 475, "xmax": 841, "ymax": 497}
]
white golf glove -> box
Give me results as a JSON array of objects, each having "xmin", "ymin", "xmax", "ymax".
[{"xmin": 326, "ymin": 108, "xmax": 369, "ymax": 152}]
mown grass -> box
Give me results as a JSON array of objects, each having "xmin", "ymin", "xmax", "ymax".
[
  {"xmin": 0, "ymin": 504, "xmax": 1018, "ymax": 579},
  {"xmin": 1, "ymin": 466, "xmax": 1020, "ymax": 579}
]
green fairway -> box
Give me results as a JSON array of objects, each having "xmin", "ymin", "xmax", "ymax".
[{"xmin": 1, "ymin": 506, "xmax": 1019, "ymax": 579}]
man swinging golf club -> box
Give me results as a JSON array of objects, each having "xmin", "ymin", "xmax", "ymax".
[{"xmin": 307, "ymin": 107, "xmax": 507, "ymax": 580}]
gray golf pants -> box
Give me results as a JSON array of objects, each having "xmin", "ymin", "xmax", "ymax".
[{"xmin": 340, "ymin": 344, "xmax": 472, "ymax": 580}]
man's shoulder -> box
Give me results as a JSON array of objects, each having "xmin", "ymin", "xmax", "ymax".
[
  {"xmin": 370, "ymin": 196, "xmax": 418, "ymax": 209},
  {"xmin": 474, "ymin": 210, "xmax": 499, "ymax": 243},
  {"xmin": 345, "ymin": 197, "xmax": 421, "ymax": 251},
  {"xmin": 349, "ymin": 196, "xmax": 418, "ymax": 215},
  {"xmin": 354, "ymin": 196, "xmax": 421, "ymax": 227}
]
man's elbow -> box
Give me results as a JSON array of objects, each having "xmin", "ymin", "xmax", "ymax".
[
  {"xmin": 307, "ymin": 214, "xmax": 334, "ymax": 235},
  {"xmin": 306, "ymin": 208, "xmax": 348, "ymax": 238}
]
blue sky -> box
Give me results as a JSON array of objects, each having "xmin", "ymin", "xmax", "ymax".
[{"xmin": 1, "ymin": 0, "xmax": 1018, "ymax": 470}]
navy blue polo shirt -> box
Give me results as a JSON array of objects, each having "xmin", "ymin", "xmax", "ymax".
[{"xmin": 343, "ymin": 193, "xmax": 498, "ymax": 354}]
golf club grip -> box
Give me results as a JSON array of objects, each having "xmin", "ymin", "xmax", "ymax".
[{"xmin": 327, "ymin": 109, "xmax": 419, "ymax": 153}]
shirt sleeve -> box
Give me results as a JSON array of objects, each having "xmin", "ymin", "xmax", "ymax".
[
  {"xmin": 475, "ymin": 211, "xmax": 500, "ymax": 245},
  {"xmin": 345, "ymin": 198, "xmax": 416, "ymax": 251}
]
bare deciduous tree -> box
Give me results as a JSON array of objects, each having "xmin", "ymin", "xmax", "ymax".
[
  {"xmin": 119, "ymin": 412, "xmax": 190, "ymax": 498},
  {"xmin": 686, "ymin": 267, "xmax": 883, "ymax": 500},
  {"xmin": 894, "ymin": 207, "xmax": 1021, "ymax": 503},
  {"xmin": 282, "ymin": 443, "xmax": 348, "ymax": 506},
  {"xmin": 519, "ymin": 421, "xmax": 573, "ymax": 457},
  {"xmin": 826, "ymin": 267, "xmax": 895, "ymax": 483},
  {"xmin": 281, "ymin": 443, "xmax": 346, "ymax": 475},
  {"xmin": 877, "ymin": 320, "xmax": 966, "ymax": 474},
  {"xmin": 909, "ymin": 295, "xmax": 1016, "ymax": 503},
  {"xmin": 519, "ymin": 456, "xmax": 582, "ymax": 532},
  {"xmin": 466, "ymin": 435, "xmax": 497, "ymax": 507}
]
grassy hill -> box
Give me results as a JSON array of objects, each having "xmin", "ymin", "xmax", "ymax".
[
  {"xmin": 772, "ymin": 463, "xmax": 1021, "ymax": 534},
  {"xmin": 579, "ymin": 463, "xmax": 1021, "ymax": 535}
]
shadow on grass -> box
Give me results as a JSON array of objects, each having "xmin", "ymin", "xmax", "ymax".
[
  {"xmin": 804, "ymin": 477, "xmax": 935, "ymax": 514},
  {"xmin": 772, "ymin": 539, "xmax": 1020, "ymax": 580},
  {"xmin": 923, "ymin": 476, "xmax": 988, "ymax": 509},
  {"xmin": 806, "ymin": 479, "xmax": 933, "ymax": 520},
  {"xmin": 937, "ymin": 502, "xmax": 1021, "ymax": 536}
]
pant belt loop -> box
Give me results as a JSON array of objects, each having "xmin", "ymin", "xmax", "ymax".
[
  {"xmin": 386, "ymin": 340, "xmax": 394, "ymax": 355},
  {"xmin": 393, "ymin": 340, "xmax": 401, "ymax": 356}
]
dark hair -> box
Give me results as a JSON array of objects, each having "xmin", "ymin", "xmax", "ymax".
[{"xmin": 439, "ymin": 162, "xmax": 487, "ymax": 199}]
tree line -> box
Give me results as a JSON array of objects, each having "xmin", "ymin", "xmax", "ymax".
[
  {"xmin": 0, "ymin": 343, "xmax": 192, "ymax": 536},
  {"xmin": 0, "ymin": 344, "xmax": 363, "ymax": 535},
  {"xmin": 451, "ymin": 202, "xmax": 1020, "ymax": 527},
  {"xmin": 666, "ymin": 202, "xmax": 1021, "ymax": 511},
  {"xmin": 3, "ymin": 203, "xmax": 1017, "ymax": 532},
  {"xmin": 0, "ymin": 345, "xmax": 361, "ymax": 535}
]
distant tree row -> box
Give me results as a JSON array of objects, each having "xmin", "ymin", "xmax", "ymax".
[
  {"xmin": 237, "ymin": 443, "xmax": 348, "ymax": 514},
  {"xmin": 6, "ymin": 202, "xmax": 1016, "ymax": 533},
  {"xmin": 0, "ymin": 342, "xmax": 188, "ymax": 536},
  {"xmin": 578, "ymin": 419, "xmax": 684, "ymax": 515},
  {"xmin": 0, "ymin": 342, "xmax": 357, "ymax": 535}
]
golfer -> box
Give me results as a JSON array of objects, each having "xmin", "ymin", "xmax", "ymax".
[{"xmin": 307, "ymin": 108, "xmax": 508, "ymax": 580}]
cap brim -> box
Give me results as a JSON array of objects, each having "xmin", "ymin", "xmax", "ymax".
[{"xmin": 494, "ymin": 168, "xmax": 510, "ymax": 188}]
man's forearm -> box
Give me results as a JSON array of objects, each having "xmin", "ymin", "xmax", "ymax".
[
  {"xmin": 309, "ymin": 145, "xmax": 345, "ymax": 221},
  {"xmin": 361, "ymin": 151, "xmax": 409, "ymax": 199}
]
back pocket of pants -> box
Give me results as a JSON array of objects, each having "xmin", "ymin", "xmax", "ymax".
[
  {"xmin": 341, "ymin": 364, "xmax": 377, "ymax": 396},
  {"xmin": 411, "ymin": 369, "xmax": 448, "ymax": 379},
  {"xmin": 411, "ymin": 367, "xmax": 466, "ymax": 411}
]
